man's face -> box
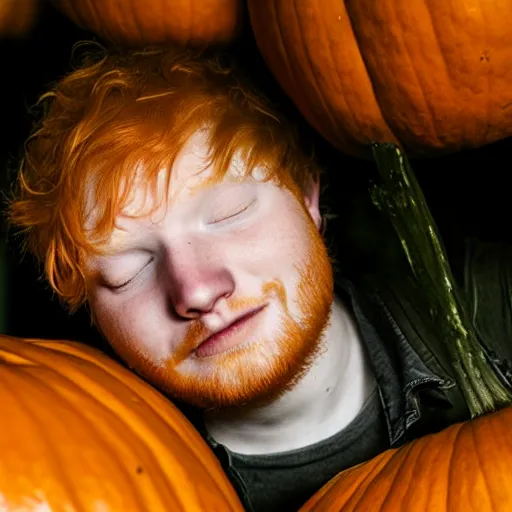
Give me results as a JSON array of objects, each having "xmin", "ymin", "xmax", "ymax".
[{"xmin": 87, "ymin": 132, "xmax": 334, "ymax": 409}]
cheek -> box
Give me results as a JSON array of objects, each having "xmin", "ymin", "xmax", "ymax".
[
  {"xmin": 228, "ymin": 226, "xmax": 306, "ymax": 282},
  {"xmin": 232, "ymin": 207, "xmax": 314, "ymax": 309},
  {"xmin": 238, "ymin": 200, "xmax": 311, "ymax": 260},
  {"xmin": 90, "ymin": 293, "xmax": 131, "ymax": 343},
  {"xmin": 92, "ymin": 292, "xmax": 178, "ymax": 364},
  {"xmin": 91, "ymin": 288, "xmax": 162, "ymax": 343},
  {"xmin": 262, "ymin": 206, "xmax": 313, "ymax": 264}
]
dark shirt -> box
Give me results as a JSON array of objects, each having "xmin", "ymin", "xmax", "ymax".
[{"xmin": 203, "ymin": 385, "xmax": 388, "ymax": 512}]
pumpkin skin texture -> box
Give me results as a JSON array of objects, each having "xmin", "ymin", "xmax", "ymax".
[
  {"xmin": 52, "ymin": 0, "xmax": 243, "ymax": 46},
  {"xmin": 0, "ymin": 335, "xmax": 244, "ymax": 511},
  {"xmin": 248, "ymin": 0, "xmax": 512, "ymax": 158},
  {"xmin": 0, "ymin": 0, "xmax": 38, "ymax": 38},
  {"xmin": 299, "ymin": 405, "xmax": 512, "ymax": 511}
]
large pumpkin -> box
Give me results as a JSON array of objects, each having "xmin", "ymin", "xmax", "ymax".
[
  {"xmin": 299, "ymin": 405, "xmax": 512, "ymax": 511},
  {"xmin": 0, "ymin": 0, "xmax": 38, "ymax": 38},
  {"xmin": 52, "ymin": 0, "xmax": 243, "ymax": 46},
  {"xmin": 248, "ymin": 0, "xmax": 512, "ymax": 158},
  {"xmin": 0, "ymin": 334, "xmax": 244, "ymax": 511}
]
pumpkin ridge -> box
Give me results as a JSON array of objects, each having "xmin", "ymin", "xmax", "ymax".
[
  {"xmin": 415, "ymin": 2, "xmax": 468, "ymax": 145},
  {"xmin": 35, "ymin": 340, "xmax": 213, "ymax": 445},
  {"xmin": 353, "ymin": 2, "xmax": 440, "ymax": 149},
  {"xmin": 9, "ymin": 366, "xmax": 159, "ymax": 510},
  {"xmin": 33, "ymin": 340, "xmax": 242, "ymax": 509},
  {"xmin": 31, "ymin": 340, "xmax": 220, "ymax": 465},
  {"xmin": 127, "ymin": 0, "xmax": 146, "ymax": 46},
  {"xmin": 0, "ymin": 336, "xmax": 245, "ymax": 510},
  {"xmin": 445, "ymin": 420, "xmax": 466, "ymax": 511},
  {"xmin": 423, "ymin": 4, "xmax": 455, "ymax": 92},
  {"xmin": 290, "ymin": 2, "xmax": 352, "ymax": 148},
  {"xmin": 479, "ymin": 5, "xmax": 492, "ymax": 141},
  {"xmin": 6, "ymin": 337, "xmax": 94, "ymax": 366},
  {"xmin": 187, "ymin": 0, "xmax": 193, "ymax": 41},
  {"xmin": 339, "ymin": 450, "xmax": 395, "ymax": 509},
  {"xmin": 266, "ymin": 1, "xmax": 321, "ymax": 133},
  {"xmin": 338, "ymin": 443, "xmax": 405, "ymax": 511},
  {"xmin": 378, "ymin": 433, "xmax": 433, "ymax": 511},
  {"xmin": 4, "ymin": 347, "xmax": 208, "ymax": 510},
  {"xmin": 470, "ymin": 409, "xmax": 512, "ymax": 509},
  {"xmin": 0, "ymin": 0, "xmax": 37, "ymax": 36},
  {"xmin": 318, "ymin": 4, "xmax": 375, "ymax": 140},
  {"xmin": 106, "ymin": 0, "xmax": 129, "ymax": 43},
  {"xmin": 161, "ymin": 0, "xmax": 172, "ymax": 41},
  {"xmin": 0, "ymin": 348, "xmax": 37, "ymax": 365},
  {"xmin": 1, "ymin": 336, "xmax": 83, "ymax": 366},
  {"xmin": 24, "ymin": 364, "xmax": 183, "ymax": 511},
  {"xmin": 402, "ymin": 427, "xmax": 445, "ymax": 509},
  {"xmin": 0, "ymin": 370, "xmax": 86, "ymax": 511},
  {"xmin": 337, "ymin": 2, "xmax": 398, "ymax": 145},
  {"xmin": 354, "ymin": 439, "xmax": 417, "ymax": 510},
  {"xmin": 468, "ymin": 420, "xmax": 496, "ymax": 511},
  {"xmin": 63, "ymin": 0, "xmax": 91, "ymax": 32},
  {"xmin": 253, "ymin": 0, "xmax": 346, "ymax": 148},
  {"xmin": 4, "ymin": 340, "xmax": 189, "ymax": 454},
  {"xmin": 83, "ymin": 0, "xmax": 102, "ymax": 35},
  {"xmin": 308, "ymin": 470, "xmax": 344, "ymax": 507}
]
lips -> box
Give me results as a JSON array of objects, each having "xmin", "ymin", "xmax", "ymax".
[{"xmin": 193, "ymin": 305, "xmax": 266, "ymax": 358}]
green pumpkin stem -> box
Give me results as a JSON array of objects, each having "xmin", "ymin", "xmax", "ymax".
[{"xmin": 370, "ymin": 143, "xmax": 512, "ymax": 417}]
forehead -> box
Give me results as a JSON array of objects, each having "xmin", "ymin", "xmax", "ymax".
[
  {"xmin": 85, "ymin": 130, "xmax": 269, "ymax": 250},
  {"xmin": 124, "ymin": 129, "xmax": 267, "ymax": 215}
]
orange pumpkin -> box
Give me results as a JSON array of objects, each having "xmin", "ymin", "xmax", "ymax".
[
  {"xmin": 248, "ymin": 0, "xmax": 512, "ymax": 158},
  {"xmin": 0, "ymin": 0, "xmax": 38, "ymax": 38},
  {"xmin": 52, "ymin": 0, "xmax": 243, "ymax": 46},
  {"xmin": 299, "ymin": 405, "xmax": 512, "ymax": 511},
  {"xmin": 0, "ymin": 334, "xmax": 244, "ymax": 511}
]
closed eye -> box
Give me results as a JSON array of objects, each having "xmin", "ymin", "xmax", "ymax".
[
  {"xmin": 210, "ymin": 199, "xmax": 256, "ymax": 224},
  {"xmin": 104, "ymin": 257, "xmax": 154, "ymax": 291}
]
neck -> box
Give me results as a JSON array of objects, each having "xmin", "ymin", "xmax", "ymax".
[{"xmin": 203, "ymin": 295, "xmax": 376, "ymax": 455}]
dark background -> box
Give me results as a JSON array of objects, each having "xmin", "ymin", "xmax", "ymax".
[{"xmin": 1, "ymin": 3, "xmax": 510, "ymax": 351}]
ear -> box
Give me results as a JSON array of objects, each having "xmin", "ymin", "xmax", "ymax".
[{"xmin": 302, "ymin": 177, "xmax": 322, "ymax": 231}]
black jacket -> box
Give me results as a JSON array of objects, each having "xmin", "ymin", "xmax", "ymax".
[{"xmin": 348, "ymin": 238, "xmax": 512, "ymax": 446}]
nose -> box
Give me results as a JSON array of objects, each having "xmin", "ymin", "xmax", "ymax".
[{"xmin": 165, "ymin": 245, "xmax": 235, "ymax": 319}]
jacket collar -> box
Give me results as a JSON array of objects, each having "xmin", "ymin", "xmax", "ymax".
[{"xmin": 337, "ymin": 276, "xmax": 457, "ymax": 446}]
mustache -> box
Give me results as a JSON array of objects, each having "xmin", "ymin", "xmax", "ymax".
[{"xmin": 172, "ymin": 280, "xmax": 287, "ymax": 363}]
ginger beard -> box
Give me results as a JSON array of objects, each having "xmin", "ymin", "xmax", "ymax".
[
  {"xmin": 147, "ymin": 214, "xmax": 333, "ymax": 410},
  {"xmin": 101, "ymin": 207, "xmax": 334, "ymax": 411}
]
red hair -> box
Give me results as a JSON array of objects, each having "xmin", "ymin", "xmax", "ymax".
[{"xmin": 9, "ymin": 45, "xmax": 320, "ymax": 311}]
